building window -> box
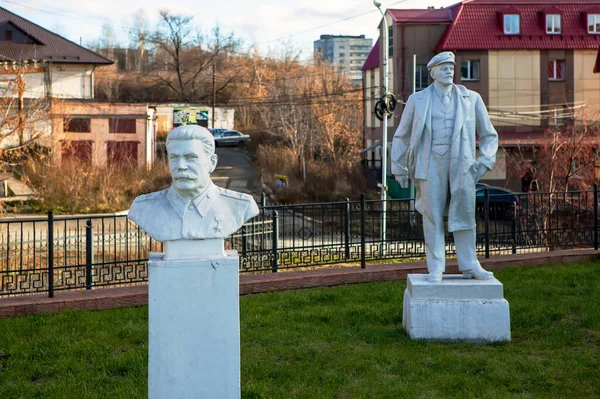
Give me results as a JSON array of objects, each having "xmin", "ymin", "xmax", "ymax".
[
  {"xmin": 61, "ymin": 140, "xmax": 93, "ymax": 164},
  {"xmin": 588, "ymin": 14, "xmax": 600, "ymax": 34},
  {"xmin": 64, "ymin": 118, "xmax": 91, "ymax": 133},
  {"xmin": 4, "ymin": 30, "xmax": 12, "ymax": 41},
  {"xmin": 107, "ymin": 141, "xmax": 138, "ymax": 167},
  {"xmin": 546, "ymin": 14, "xmax": 561, "ymax": 34},
  {"xmin": 461, "ymin": 60, "xmax": 480, "ymax": 81},
  {"xmin": 108, "ymin": 118, "xmax": 137, "ymax": 134},
  {"xmin": 504, "ymin": 14, "xmax": 520, "ymax": 35},
  {"xmin": 548, "ymin": 60, "xmax": 565, "ymax": 81},
  {"xmin": 388, "ymin": 27, "xmax": 393, "ymax": 57},
  {"xmin": 339, "ymin": 45, "xmax": 345, "ymax": 49},
  {"xmin": 415, "ymin": 65, "xmax": 429, "ymax": 91},
  {"xmin": 339, "ymin": 53, "xmax": 345, "ymax": 57}
]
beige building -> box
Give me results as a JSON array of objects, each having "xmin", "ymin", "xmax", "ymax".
[
  {"xmin": 53, "ymin": 100, "xmax": 156, "ymax": 168},
  {"xmin": 363, "ymin": 0, "xmax": 600, "ymax": 191}
]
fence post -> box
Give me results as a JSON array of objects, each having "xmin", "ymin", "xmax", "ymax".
[
  {"xmin": 47, "ymin": 210, "xmax": 54, "ymax": 298},
  {"xmin": 272, "ymin": 211, "xmax": 279, "ymax": 273},
  {"xmin": 594, "ymin": 183, "xmax": 598, "ymax": 251},
  {"xmin": 344, "ymin": 198, "xmax": 351, "ymax": 260},
  {"xmin": 484, "ymin": 188, "xmax": 490, "ymax": 259},
  {"xmin": 360, "ymin": 193, "xmax": 366, "ymax": 269},
  {"xmin": 86, "ymin": 219, "xmax": 93, "ymax": 290},
  {"xmin": 241, "ymin": 225, "xmax": 247, "ymax": 257},
  {"xmin": 511, "ymin": 202, "xmax": 517, "ymax": 254},
  {"xmin": 261, "ymin": 192, "xmax": 266, "ymax": 207}
]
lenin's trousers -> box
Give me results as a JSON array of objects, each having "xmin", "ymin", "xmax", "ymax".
[{"xmin": 417, "ymin": 146, "xmax": 481, "ymax": 275}]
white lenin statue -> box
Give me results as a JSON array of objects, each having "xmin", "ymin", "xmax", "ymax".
[{"xmin": 391, "ymin": 51, "xmax": 499, "ymax": 283}]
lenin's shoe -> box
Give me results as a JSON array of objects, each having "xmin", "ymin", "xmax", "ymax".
[
  {"xmin": 428, "ymin": 272, "xmax": 443, "ymax": 282},
  {"xmin": 462, "ymin": 265, "xmax": 494, "ymax": 280}
]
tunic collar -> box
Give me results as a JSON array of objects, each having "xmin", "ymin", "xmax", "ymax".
[{"xmin": 166, "ymin": 182, "xmax": 219, "ymax": 218}]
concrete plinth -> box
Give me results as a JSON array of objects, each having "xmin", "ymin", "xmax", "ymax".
[
  {"xmin": 148, "ymin": 250, "xmax": 240, "ymax": 399},
  {"xmin": 402, "ymin": 274, "xmax": 511, "ymax": 342}
]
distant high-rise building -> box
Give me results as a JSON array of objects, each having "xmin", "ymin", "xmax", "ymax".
[{"xmin": 314, "ymin": 34, "xmax": 373, "ymax": 86}]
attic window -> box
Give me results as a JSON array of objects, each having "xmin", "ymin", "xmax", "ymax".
[
  {"xmin": 4, "ymin": 30, "xmax": 12, "ymax": 41},
  {"xmin": 504, "ymin": 14, "xmax": 520, "ymax": 35},
  {"xmin": 546, "ymin": 15, "xmax": 561, "ymax": 34},
  {"xmin": 588, "ymin": 14, "xmax": 600, "ymax": 34}
]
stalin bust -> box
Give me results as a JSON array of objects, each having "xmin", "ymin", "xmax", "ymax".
[{"xmin": 128, "ymin": 125, "xmax": 259, "ymax": 255}]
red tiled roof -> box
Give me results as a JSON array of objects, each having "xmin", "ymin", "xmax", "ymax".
[
  {"xmin": 361, "ymin": 38, "xmax": 380, "ymax": 71},
  {"xmin": 433, "ymin": 1, "xmax": 600, "ymax": 50},
  {"xmin": 388, "ymin": 8, "xmax": 454, "ymax": 23},
  {"xmin": 0, "ymin": 7, "xmax": 112, "ymax": 65}
]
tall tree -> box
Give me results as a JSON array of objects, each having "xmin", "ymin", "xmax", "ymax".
[{"xmin": 149, "ymin": 11, "xmax": 240, "ymax": 102}]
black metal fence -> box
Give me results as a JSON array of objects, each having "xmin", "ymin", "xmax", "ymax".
[{"xmin": 1, "ymin": 187, "xmax": 598, "ymax": 297}]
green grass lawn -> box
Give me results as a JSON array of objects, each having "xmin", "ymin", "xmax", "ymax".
[{"xmin": 0, "ymin": 262, "xmax": 599, "ymax": 399}]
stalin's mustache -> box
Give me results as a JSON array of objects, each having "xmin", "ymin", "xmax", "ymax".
[{"xmin": 173, "ymin": 172, "xmax": 197, "ymax": 180}]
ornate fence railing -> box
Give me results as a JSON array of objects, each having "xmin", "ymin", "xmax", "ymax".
[{"xmin": 1, "ymin": 187, "xmax": 598, "ymax": 297}]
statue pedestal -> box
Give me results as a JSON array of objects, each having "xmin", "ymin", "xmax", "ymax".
[
  {"xmin": 148, "ymin": 247, "xmax": 240, "ymax": 399},
  {"xmin": 402, "ymin": 274, "xmax": 511, "ymax": 342}
]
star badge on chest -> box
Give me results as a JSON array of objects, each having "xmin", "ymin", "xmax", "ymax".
[{"xmin": 214, "ymin": 216, "xmax": 223, "ymax": 235}]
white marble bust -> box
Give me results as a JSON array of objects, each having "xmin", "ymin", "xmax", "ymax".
[{"xmin": 128, "ymin": 125, "xmax": 259, "ymax": 257}]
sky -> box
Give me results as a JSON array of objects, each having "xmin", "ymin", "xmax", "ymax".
[{"xmin": 1, "ymin": 0, "xmax": 458, "ymax": 57}]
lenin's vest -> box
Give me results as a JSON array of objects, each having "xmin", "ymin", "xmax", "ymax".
[{"xmin": 430, "ymin": 89, "xmax": 456, "ymax": 154}]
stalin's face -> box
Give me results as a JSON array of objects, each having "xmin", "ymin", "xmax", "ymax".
[{"xmin": 167, "ymin": 139, "xmax": 218, "ymax": 199}]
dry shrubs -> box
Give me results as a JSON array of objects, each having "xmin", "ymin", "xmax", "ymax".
[
  {"xmin": 23, "ymin": 159, "xmax": 171, "ymax": 214},
  {"xmin": 256, "ymin": 144, "xmax": 366, "ymax": 203}
]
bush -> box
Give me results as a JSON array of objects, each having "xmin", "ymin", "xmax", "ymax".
[
  {"xmin": 21, "ymin": 159, "xmax": 171, "ymax": 214},
  {"xmin": 256, "ymin": 144, "xmax": 366, "ymax": 203}
]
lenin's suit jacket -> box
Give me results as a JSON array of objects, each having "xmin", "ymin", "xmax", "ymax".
[
  {"xmin": 390, "ymin": 83, "xmax": 498, "ymax": 232},
  {"xmin": 128, "ymin": 182, "xmax": 260, "ymax": 242}
]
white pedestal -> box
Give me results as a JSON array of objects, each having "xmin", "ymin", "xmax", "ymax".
[
  {"xmin": 148, "ymin": 250, "xmax": 240, "ymax": 399},
  {"xmin": 402, "ymin": 274, "xmax": 511, "ymax": 342}
]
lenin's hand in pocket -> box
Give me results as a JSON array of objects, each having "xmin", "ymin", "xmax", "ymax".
[{"xmin": 474, "ymin": 161, "xmax": 488, "ymax": 183}]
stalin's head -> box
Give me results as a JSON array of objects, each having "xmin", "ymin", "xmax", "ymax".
[{"xmin": 166, "ymin": 125, "xmax": 218, "ymax": 199}]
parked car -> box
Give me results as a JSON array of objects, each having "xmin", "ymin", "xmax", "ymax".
[
  {"xmin": 475, "ymin": 186, "xmax": 520, "ymax": 220},
  {"xmin": 208, "ymin": 128, "xmax": 228, "ymax": 135},
  {"xmin": 213, "ymin": 130, "xmax": 250, "ymax": 147}
]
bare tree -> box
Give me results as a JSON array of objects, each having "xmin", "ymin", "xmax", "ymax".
[{"xmin": 148, "ymin": 11, "xmax": 240, "ymax": 103}]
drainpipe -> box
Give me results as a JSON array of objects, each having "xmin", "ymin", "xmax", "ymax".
[{"xmin": 146, "ymin": 106, "xmax": 156, "ymax": 170}]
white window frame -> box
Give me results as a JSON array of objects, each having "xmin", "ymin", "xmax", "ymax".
[
  {"xmin": 546, "ymin": 14, "xmax": 561, "ymax": 34},
  {"xmin": 504, "ymin": 14, "xmax": 520, "ymax": 35},
  {"xmin": 415, "ymin": 65, "xmax": 428, "ymax": 91},
  {"xmin": 461, "ymin": 60, "xmax": 480, "ymax": 81},
  {"xmin": 548, "ymin": 60, "xmax": 565, "ymax": 81},
  {"xmin": 588, "ymin": 14, "xmax": 600, "ymax": 34}
]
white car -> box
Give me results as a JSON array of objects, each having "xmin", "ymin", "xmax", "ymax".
[{"xmin": 213, "ymin": 130, "xmax": 250, "ymax": 147}]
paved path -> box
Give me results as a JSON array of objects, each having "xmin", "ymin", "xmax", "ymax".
[{"xmin": 212, "ymin": 147, "xmax": 260, "ymax": 201}]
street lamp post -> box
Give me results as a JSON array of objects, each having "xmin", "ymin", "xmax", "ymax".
[{"xmin": 374, "ymin": 0, "xmax": 389, "ymax": 244}]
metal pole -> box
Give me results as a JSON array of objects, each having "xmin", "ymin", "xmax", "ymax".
[
  {"xmin": 511, "ymin": 202, "xmax": 517, "ymax": 254},
  {"xmin": 594, "ymin": 183, "xmax": 598, "ymax": 250},
  {"xmin": 47, "ymin": 210, "xmax": 54, "ymax": 298},
  {"xmin": 484, "ymin": 188, "xmax": 490, "ymax": 258},
  {"xmin": 212, "ymin": 63, "xmax": 216, "ymax": 128},
  {"xmin": 360, "ymin": 193, "xmax": 366, "ymax": 269},
  {"xmin": 272, "ymin": 211, "xmax": 279, "ymax": 273},
  {"xmin": 86, "ymin": 219, "xmax": 93, "ymax": 290},
  {"xmin": 344, "ymin": 198, "xmax": 351, "ymax": 260},
  {"xmin": 376, "ymin": 5, "xmax": 389, "ymax": 243}
]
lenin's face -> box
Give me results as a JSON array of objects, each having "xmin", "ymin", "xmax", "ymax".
[
  {"xmin": 430, "ymin": 63, "xmax": 454, "ymax": 86},
  {"xmin": 167, "ymin": 139, "xmax": 218, "ymax": 199}
]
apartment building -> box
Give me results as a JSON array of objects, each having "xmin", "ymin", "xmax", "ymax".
[
  {"xmin": 363, "ymin": 0, "xmax": 600, "ymax": 190},
  {"xmin": 314, "ymin": 34, "xmax": 373, "ymax": 86}
]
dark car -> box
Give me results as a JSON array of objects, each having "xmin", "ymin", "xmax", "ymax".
[
  {"xmin": 476, "ymin": 186, "xmax": 520, "ymax": 220},
  {"xmin": 213, "ymin": 130, "xmax": 250, "ymax": 147}
]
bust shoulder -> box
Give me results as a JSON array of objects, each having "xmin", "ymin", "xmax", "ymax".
[
  {"xmin": 132, "ymin": 189, "xmax": 168, "ymax": 203},
  {"xmin": 217, "ymin": 187, "xmax": 253, "ymax": 202}
]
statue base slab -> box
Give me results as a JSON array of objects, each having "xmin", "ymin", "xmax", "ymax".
[
  {"xmin": 148, "ymin": 251, "xmax": 240, "ymax": 399},
  {"xmin": 402, "ymin": 274, "xmax": 511, "ymax": 342}
]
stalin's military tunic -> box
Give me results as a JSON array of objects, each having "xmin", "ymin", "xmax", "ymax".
[{"xmin": 128, "ymin": 182, "xmax": 259, "ymax": 242}]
